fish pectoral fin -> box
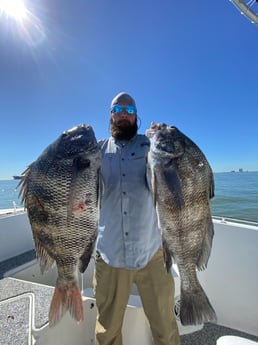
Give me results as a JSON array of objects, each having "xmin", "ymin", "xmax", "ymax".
[
  {"xmin": 152, "ymin": 171, "xmax": 158, "ymax": 207},
  {"xmin": 68, "ymin": 157, "xmax": 90, "ymax": 212},
  {"xmin": 97, "ymin": 167, "xmax": 102, "ymax": 208},
  {"xmin": 163, "ymin": 168, "xmax": 184, "ymax": 209},
  {"xmin": 209, "ymin": 171, "xmax": 215, "ymax": 199},
  {"xmin": 49, "ymin": 279, "xmax": 83, "ymax": 327}
]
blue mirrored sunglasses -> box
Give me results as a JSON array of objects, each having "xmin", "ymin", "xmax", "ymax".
[{"xmin": 110, "ymin": 104, "xmax": 137, "ymax": 115}]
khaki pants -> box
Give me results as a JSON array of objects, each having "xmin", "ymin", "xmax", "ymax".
[{"xmin": 93, "ymin": 248, "xmax": 180, "ymax": 345}]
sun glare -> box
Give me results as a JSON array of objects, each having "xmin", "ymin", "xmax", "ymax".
[
  {"xmin": 0, "ymin": 0, "xmax": 46, "ymax": 47},
  {"xmin": 0, "ymin": 0, "xmax": 27, "ymax": 21}
]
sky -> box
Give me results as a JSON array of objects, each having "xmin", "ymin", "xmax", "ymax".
[{"xmin": 0, "ymin": 0, "xmax": 258, "ymax": 179}]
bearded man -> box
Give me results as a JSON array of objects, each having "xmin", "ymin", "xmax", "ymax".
[{"xmin": 93, "ymin": 92, "xmax": 180, "ymax": 345}]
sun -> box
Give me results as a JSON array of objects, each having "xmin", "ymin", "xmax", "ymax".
[
  {"xmin": 0, "ymin": 0, "xmax": 27, "ymax": 21},
  {"xmin": 0, "ymin": 0, "xmax": 46, "ymax": 47}
]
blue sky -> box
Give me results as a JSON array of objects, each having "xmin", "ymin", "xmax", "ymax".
[{"xmin": 0, "ymin": 0, "xmax": 258, "ymax": 179}]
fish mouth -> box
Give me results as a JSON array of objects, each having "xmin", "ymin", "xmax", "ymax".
[
  {"xmin": 59, "ymin": 124, "xmax": 98, "ymax": 157},
  {"xmin": 150, "ymin": 122, "xmax": 160, "ymax": 130},
  {"xmin": 146, "ymin": 122, "xmax": 177, "ymax": 137},
  {"xmin": 145, "ymin": 122, "xmax": 160, "ymax": 138},
  {"xmin": 151, "ymin": 143, "xmax": 179, "ymax": 158},
  {"xmin": 147, "ymin": 123, "xmax": 185, "ymax": 158},
  {"xmin": 64, "ymin": 123, "xmax": 92, "ymax": 134},
  {"xmin": 63, "ymin": 124, "xmax": 94, "ymax": 139}
]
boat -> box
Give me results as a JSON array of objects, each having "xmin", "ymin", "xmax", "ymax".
[
  {"xmin": 0, "ymin": 209, "xmax": 257, "ymax": 345},
  {"xmin": 12, "ymin": 175, "xmax": 23, "ymax": 180}
]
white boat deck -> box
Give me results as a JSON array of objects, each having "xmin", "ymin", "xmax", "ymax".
[
  {"xmin": 0, "ymin": 251, "xmax": 258, "ymax": 345},
  {"xmin": 0, "ymin": 211, "xmax": 258, "ymax": 344}
]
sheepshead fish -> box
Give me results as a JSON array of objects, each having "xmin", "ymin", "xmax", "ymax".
[
  {"xmin": 19, "ymin": 124, "xmax": 100, "ymax": 327},
  {"xmin": 146, "ymin": 122, "xmax": 216, "ymax": 326}
]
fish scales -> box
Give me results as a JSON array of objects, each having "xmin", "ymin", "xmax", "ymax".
[
  {"xmin": 146, "ymin": 122, "xmax": 216, "ymax": 326},
  {"xmin": 19, "ymin": 124, "xmax": 100, "ymax": 327}
]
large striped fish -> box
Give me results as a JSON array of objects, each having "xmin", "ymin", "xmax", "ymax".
[
  {"xmin": 19, "ymin": 124, "xmax": 100, "ymax": 326},
  {"xmin": 146, "ymin": 122, "xmax": 216, "ymax": 326}
]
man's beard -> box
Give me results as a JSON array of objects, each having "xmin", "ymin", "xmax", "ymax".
[{"xmin": 110, "ymin": 118, "xmax": 138, "ymax": 140}]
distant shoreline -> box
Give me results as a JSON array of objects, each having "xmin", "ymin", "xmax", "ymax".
[
  {"xmin": 1, "ymin": 170, "xmax": 258, "ymax": 180},
  {"xmin": 213, "ymin": 171, "xmax": 258, "ymax": 174}
]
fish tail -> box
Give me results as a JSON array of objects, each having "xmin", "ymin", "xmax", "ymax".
[
  {"xmin": 179, "ymin": 283, "xmax": 217, "ymax": 326},
  {"xmin": 49, "ymin": 279, "xmax": 83, "ymax": 327}
]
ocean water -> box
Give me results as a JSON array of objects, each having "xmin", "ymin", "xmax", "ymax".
[
  {"xmin": 211, "ymin": 171, "xmax": 258, "ymax": 223},
  {"xmin": 0, "ymin": 172, "xmax": 258, "ymax": 222},
  {"xmin": 0, "ymin": 179, "xmax": 23, "ymax": 209}
]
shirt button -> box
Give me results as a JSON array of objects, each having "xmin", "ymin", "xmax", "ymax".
[
  {"xmin": 122, "ymin": 173, "xmax": 126, "ymax": 177},
  {"xmin": 123, "ymin": 192, "xmax": 126, "ymax": 195},
  {"xmin": 125, "ymin": 232, "xmax": 128, "ymax": 236},
  {"xmin": 124, "ymin": 211, "xmax": 127, "ymax": 215}
]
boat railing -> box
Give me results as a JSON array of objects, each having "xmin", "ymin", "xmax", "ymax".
[
  {"xmin": 0, "ymin": 207, "xmax": 25, "ymax": 217},
  {"xmin": 212, "ymin": 215, "xmax": 258, "ymax": 227},
  {"xmin": 0, "ymin": 208, "xmax": 257, "ymax": 227}
]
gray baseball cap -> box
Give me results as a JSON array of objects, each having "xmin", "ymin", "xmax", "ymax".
[{"xmin": 111, "ymin": 92, "xmax": 136, "ymax": 107}]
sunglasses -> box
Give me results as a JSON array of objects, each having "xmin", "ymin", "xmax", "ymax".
[{"xmin": 110, "ymin": 104, "xmax": 137, "ymax": 115}]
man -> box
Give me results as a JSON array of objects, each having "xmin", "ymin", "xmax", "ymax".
[{"xmin": 93, "ymin": 92, "xmax": 180, "ymax": 345}]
